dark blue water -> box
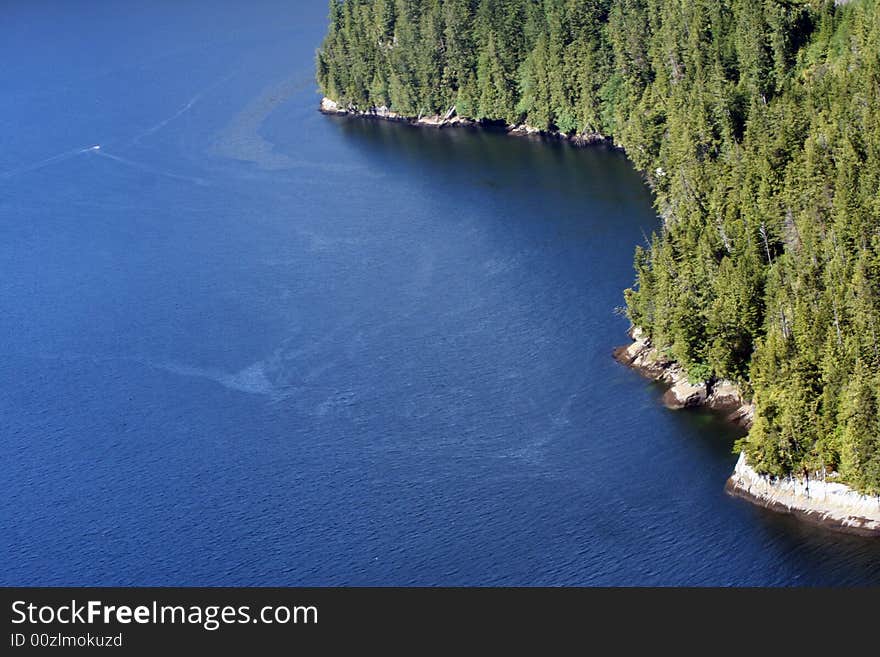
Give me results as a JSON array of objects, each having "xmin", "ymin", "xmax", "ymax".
[{"xmin": 2, "ymin": 1, "xmax": 878, "ymax": 586}]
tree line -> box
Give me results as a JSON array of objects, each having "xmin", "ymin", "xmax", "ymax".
[{"xmin": 317, "ymin": 0, "xmax": 880, "ymax": 494}]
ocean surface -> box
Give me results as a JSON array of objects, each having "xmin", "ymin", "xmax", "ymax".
[{"xmin": 2, "ymin": 0, "xmax": 879, "ymax": 586}]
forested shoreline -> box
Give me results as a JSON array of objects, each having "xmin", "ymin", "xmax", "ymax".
[{"xmin": 317, "ymin": 0, "xmax": 880, "ymax": 494}]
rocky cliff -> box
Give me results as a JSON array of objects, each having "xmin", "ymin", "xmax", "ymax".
[
  {"xmin": 615, "ymin": 327, "xmax": 880, "ymax": 535},
  {"xmin": 726, "ymin": 452, "xmax": 880, "ymax": 536},
  {"xmin": 320, "ymin": 97, "xmax": 609, "ymax": 146},
  {"xmin": 612, "ymin": 327, "xmax": 754, "ymax": 426}
]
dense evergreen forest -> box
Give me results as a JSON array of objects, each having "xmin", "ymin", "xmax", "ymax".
[{"xmin": 317, "ymin": 0, "xmax": 880, "ymax": 494}]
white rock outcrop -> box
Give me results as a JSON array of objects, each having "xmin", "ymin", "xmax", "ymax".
[
  {"xmin": 320, "ymin": 97, "xmax": 341, "ymax": 113},
  {"xmin": 663, "ymin": 377, "xmax": 708, "ymax": 409},
  {"xmin": 318, "ymin": 97, "xmax": 608, "ymax": 143},
  {"xmin": 614, "ymin": 327, "xmax": 754, "ymax": 424},
  {"xmin": 319, "ymin": 96, "xmax": 467, "ymax": 127},
  {"xmin": 726, "ymin": 452, "xmax": 880, "ymax": 535}
]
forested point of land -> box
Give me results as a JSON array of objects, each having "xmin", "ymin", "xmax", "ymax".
[{"xmin": 317, "ymin": 0, "xmax": 880, "ymax": 494}]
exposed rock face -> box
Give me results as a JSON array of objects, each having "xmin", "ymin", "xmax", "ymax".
[
  {"xmin": 662, "ymin": 378, "xmax": 707, "ymax": 409},
  {"xmin": 707, "ymin": 379, "xmax": 741, "ymax": 409},
  {"xmin": 726, "ymin": 452, "xmax": 880, "ymax": 536},
  {"xmin": 616, "ymin": 328, "xmax": 878, "ymax": 535},
  {"xmin": 320, "ymin": 96, "xmax": 474, "ymax": 128},
  {"xmin": 707, "ymin": 379, "xmax": 754, "ymax": 426},
  {"xmin": 320, "ymin": 97, "xmax": 341, "ymax": 113},
  {"xmin": 319, "ymin": 97, "xmax": 609, "ymax": 145},
  {"xmin": 611, "ymin": 327, "xmax": 672, "ymax": 380},
  {"xmin": 612, "ymin": 327, "xmax": 754, "ymax": 426}
]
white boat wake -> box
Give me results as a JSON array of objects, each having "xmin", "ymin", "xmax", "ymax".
[
  {"xmin": 0, "ymin": 143, "xmax": 207, "ymax": 186},
  {"xmin": 95, "ymin": 149, "xmax": 208, "ymax": 186},
  {"xmin": 131, "ymin": 70, "xmax": 235, "ymax": 145},
  {"xmin": 0, "ymin": 71, "xmax": 234, "ymax": 184},
  {"xmin": 0, "ymin": 145, "xmax": 100, "ymax": 180},
  {"xmin": 131, "ymin": 95, "xmax": 202, "ymax": 145}
]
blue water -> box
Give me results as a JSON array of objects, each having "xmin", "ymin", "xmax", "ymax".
[{"xmin": 2, "ymin": 0, "xmax": 878, "ymax": 587}]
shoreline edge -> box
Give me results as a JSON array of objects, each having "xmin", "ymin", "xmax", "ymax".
[
  {"xmin": 320, "ymin": 97, "xmax": 880, "ymax": 538},
  {"xmin": 614, "ymin": 326, "xmax": 880, "ymax": 536}
]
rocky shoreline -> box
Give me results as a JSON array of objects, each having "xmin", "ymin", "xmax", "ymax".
[
  {"xmin": 319, "ymin": 97, "xmax": 611, "ymax": 147},
  {"xmin": 614, "ymin": 327, "xmax": 880, "ymax": 535},
  {"xmin": 726, "ymin": 453, "xmax": 880, "ymax": 536},
  {"xmin": 611, "ymin": 326, "xmax": 754, "ymax": 426},
  {"xmin": 322, "ymin": 99, "xmax": 878, "ymax": 537}
]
